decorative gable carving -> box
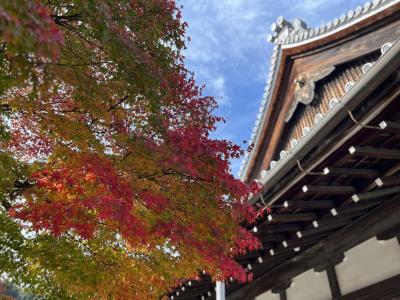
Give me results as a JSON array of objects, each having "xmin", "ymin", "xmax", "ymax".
[{"xmin": 285, "ymin": 66, "xmax": 335, "ymax": 122}]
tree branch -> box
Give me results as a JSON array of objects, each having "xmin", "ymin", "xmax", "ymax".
[{"xmin": 107, "ymin": 95, "xmax": 129, "ymax": 112}]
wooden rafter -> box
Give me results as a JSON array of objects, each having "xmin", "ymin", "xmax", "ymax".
[
  {"xmin": 323, "ymin": 167, "xmax": 379, "ymax": 178},
  {"xmin": 349, "ymin": 146, "xmax": 400, "ymax": 159},
  {"xmin": 375, "ymin": 176, "xmax": 400, "ymax": 187},
  {"xmin": 267, "ymin": 213, "xmax": 316, "ymax": 223},
  {"xmin": 379, "ymin": 120, "xmax": 400, "ymax": 134},
  {"xmin": 283, "ymin": 200, "xmax": 335, "ymax": 209},
  {"xmin": 352, "ymin": 186, "xmax": 400, "ymax": 202},
  {"xmin": 302, "ymin": 185, "xmax": 355, "ymax": 194}
]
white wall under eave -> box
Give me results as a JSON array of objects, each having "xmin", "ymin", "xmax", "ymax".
[
  {"xmin": 286, "ymin": 269, "xmax": 331, "ymax": 300},
  {"xmin": 254, "ymin": 269, "xmax": 332, "ymax": 300},
  {"xmin": 255, "ymin": 290, "xmax": 279, "ymax": 300},
  {"xmin": 335, "ymin": 236, "xmax": 400, "ymax": 295}
]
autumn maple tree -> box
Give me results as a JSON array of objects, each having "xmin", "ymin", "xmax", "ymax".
[{"xmin": 0, "ymin": 1, "xmax": 261, "ymax": 299}]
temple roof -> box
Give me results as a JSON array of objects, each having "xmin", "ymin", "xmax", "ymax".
[{"xmin": 238, "ymin": 0, "xmax": 400, "ymax": 180}]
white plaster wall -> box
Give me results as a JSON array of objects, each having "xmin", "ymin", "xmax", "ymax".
[
  {"xmin": 335, "ymin": 237, "xmax": 400, "ymax": 295},
  {"xmin": 286, "ymin": 269, "xmax": 331, "ymax": 300},
  {"xmin": 255, "ymin": 290, "xmax": 280, "ymax": 300}
]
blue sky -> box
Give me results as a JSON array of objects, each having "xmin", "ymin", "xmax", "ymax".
[{"xmin": 180, "ymin": 0, "xmax": 367, "ymax": 176}]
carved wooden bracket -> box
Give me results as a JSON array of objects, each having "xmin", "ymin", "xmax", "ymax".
[
  {"xmin": 271, "ymin": 280, "xmax": 292, "ymax": 294},
  {"xmin": 376, "ymin": 223, "xmax": 400, "ymax": 241},
  {"xmin": 313, "ymin": 253, "xmax": 345, "ymax": 272},
  {"xmin": 285, "ymin": 66, "xmax": 335, "ymax": 122}
]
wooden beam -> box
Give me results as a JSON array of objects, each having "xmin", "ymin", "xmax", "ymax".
[
  {"xmin": 268, "ymin": 213, "xmax": 317, "ymax": 223},
  {"xmin": 302, "ymin": 185, "xmax": 355, "ymax": 194},
  {"xmin": 348, "ymin": 146, "xmax": 400, "ymax": 159},
  {"xmin": 376, "ymin": 223, "xmax": 400, "ymax": 241},
  {"xmin": 379, "ymin": 120, "xmax": 400, "ymax": 134},
  {"xmin": 257, "ymin": 223, "xmax": 302, "ymax": 233},
  {"xmin": 323, "ymin": 167, "xmax": 379, "ymax": 178},
  {"xmin": 352, "ymin": 186, "xmax": 400, "ymax": 202},
  {"xmin": 338, "ymin": 274, "xmax": 400, "ymax": 300},
  {"xmin": 271, "ymin": 281, "xmax": 291, "ymax": 294},
  {"xmin": 313, "ymin": 253, "xmax": 345, "ymax": 273},
  {"xmin": 227, "ymin": 198, "xmax": 400, "ymax": 300},
  {"xmin": 284, "ymin": 200, "xmax": 335, "ymax": 209},
  {"xmin": 258, "ymin": 233, "xmax": 287, "ymax": 242},
  {"xmin": 375, "ymin": 176, "xmax": 400, "ymax": 187}
]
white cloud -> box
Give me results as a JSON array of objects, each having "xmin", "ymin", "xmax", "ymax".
[
  {"xmin": 182, "ymin": 0, "xmax": 271, "ymax": 62},
  {"xmin": 211, "ymin": 75, "xmax": 229, "ymax": 105},
  {"xmin": 293, "ymin": 0, "xmax": 333, "ymax": 11},
  {"xmin": 181, "ymin": 0, "xmax": 272, "ymax": 107}
]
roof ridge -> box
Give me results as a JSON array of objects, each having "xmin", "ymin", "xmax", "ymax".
[{"xmin": 268, "ymin": 0, "xmax": 399, "ymax": 46}]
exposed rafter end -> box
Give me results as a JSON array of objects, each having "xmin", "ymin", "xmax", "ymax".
[
  {"xmin": 302, "ymin": 185, "xmax": 355, "ymax": 194},
  {"xmin": 323, "ymin": 167, "xmax": 379, "ymax": 178},
  {"xmin": 379, "ymin": 121, "xmax": 400, "ymax": 134},
  {"xmin": 268, "ymin": 213, "xmax": 317, "ymax": 223},
  {"xmin": 352, "ymin": 186, "xmax": 400, "ymax": 202},
  {"xmin": 349, "ymin": 146, "xmax": 400, "ymax": 159},
  {"xmin": 374, "ymin": 176, "xmax": 400, "ymax": 187},
  {"xmin": 284, "ymin": 200, "xmax": 335, "ymax": 209}
]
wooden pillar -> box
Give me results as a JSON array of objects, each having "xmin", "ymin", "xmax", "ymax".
[
  {"xmin": 279, "ymin": 289, "xmax": 287, "ymax": 300},
  {"xmin": 326, "ymin": 265, "xmax": 341, "ymax": 299},
  {"xmin": 271, "ymin": 281, "xmax": 291, "ymax": 300},
  {"xmin": 314, "ymin": 253, "xmax": 344, "ymax": 299},
  {"xmin": 376, "ymin": 223, "xmax": 400, "ymax": 241}
]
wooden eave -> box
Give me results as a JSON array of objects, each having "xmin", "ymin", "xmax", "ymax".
[{"xmin": 227, "ymin": 77, "xmax": 400, "ymax": 299}]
